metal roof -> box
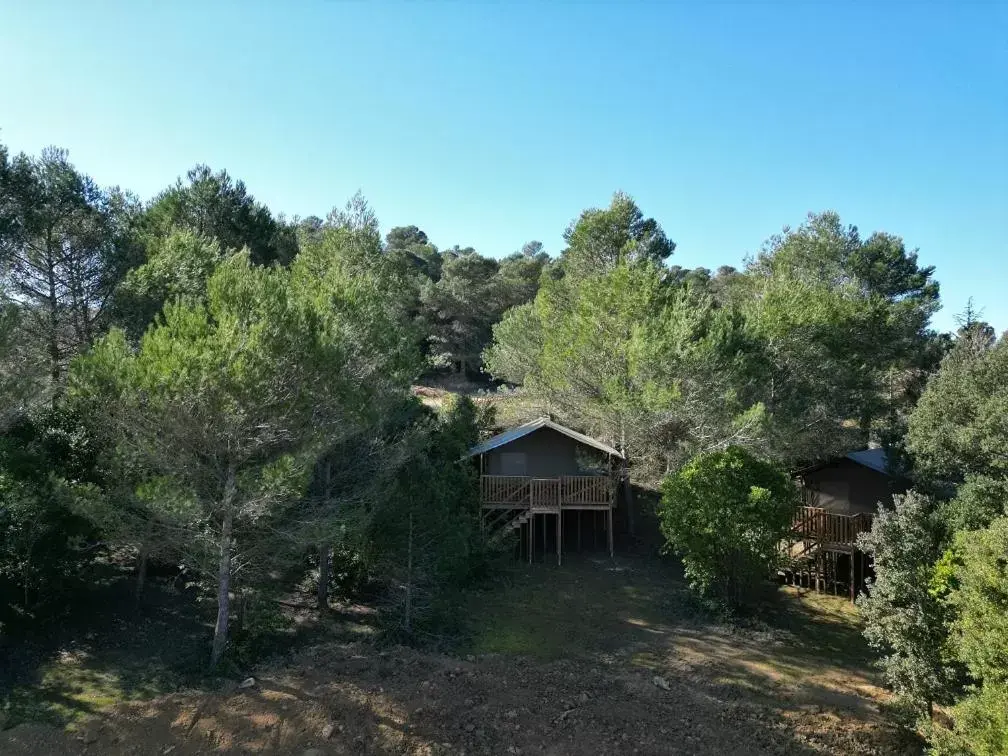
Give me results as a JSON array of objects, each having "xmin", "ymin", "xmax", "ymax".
[
  {"xmin": 845, "ymin": 448, "xmax": 890, "ymax": 475},
  {"xmin": 467, "ymin": 416, "xmax": 624, "ymax": 459}
]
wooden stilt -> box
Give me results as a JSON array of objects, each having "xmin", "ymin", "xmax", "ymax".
[
  {"xmin": 557, "ymin": 512, "xmax": 561, "ymax": 566},
  {"xmin": 607, "ymin": 507, "xmax": 614, "ymax": 559},
  {"xmin": 529, "ymin": 515, "xmax": 533, "ymax": 565},
  {"xmin": 849, "ymin": 550, "xmax": 855, "ymax": 602},
  {"xmin": 577, "ymin": 510, "xmax": 582, "ymax": 553},
  {"xmin": 542, "ymin": 513, "xmax": 546, "ymax": 556}
]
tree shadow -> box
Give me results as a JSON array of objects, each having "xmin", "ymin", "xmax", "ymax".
[{"xmin": 1, "ymin": 570, "xmax": 210, "ymax": 731}]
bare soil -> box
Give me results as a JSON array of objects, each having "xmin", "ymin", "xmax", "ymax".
[{"xmin": 0, "ymin": 555, "xmax": 918, "ymax": 755}]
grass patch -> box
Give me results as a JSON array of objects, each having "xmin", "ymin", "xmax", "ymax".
[{"xmin": 461, "ymin": 553, "xmax": 701, "ymax": 659}]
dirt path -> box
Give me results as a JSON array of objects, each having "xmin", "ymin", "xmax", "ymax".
[{"xmin": 0, "ymin": 556, "xmax": 915, "ymax": 755}]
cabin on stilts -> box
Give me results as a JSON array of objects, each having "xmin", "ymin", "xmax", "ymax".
[
  {"xmin": 783, "ymin": 448, "xmax": 908, "ymax": 601},
  {"xmin": 468, "ymin": 417, "xmax": 623, "ymax": 564}
]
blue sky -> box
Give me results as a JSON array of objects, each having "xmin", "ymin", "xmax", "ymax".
[{"xmin": 2, "ymin": 2, "xmax": 1005, "ymax": 332}]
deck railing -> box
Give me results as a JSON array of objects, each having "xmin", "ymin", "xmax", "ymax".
[
  {"xmin": 562, "ymin": 475, "xmax": 613, "ymax": 506},
  {"xmin": 480, "ymin": 474, "xmax": 613, "ymax": 508},
  {"xmin": 791, "ymin": 506, "xmax": 873, "ymax": 549},
  {"xmin": 480, "ymin": 475, "xmax": 530, "ymax": 506}
]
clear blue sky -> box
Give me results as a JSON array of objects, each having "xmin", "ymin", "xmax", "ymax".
[{"xmin": 2, "ymin": 2, "xmax": 1005, "ymax": 332}]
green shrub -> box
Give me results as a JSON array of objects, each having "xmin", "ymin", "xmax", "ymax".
[
  {"xmin": 930, "ymin": 682, "xmax": 1008, "ymax": 756},
  {"xmin": 930, "ymin": 518, "xmax": 1008, "ymax": 753},
  {"xmin": 657, "ymin": 446, "xmax": 797, "ymax": 608},
  {"xmin": 857, "ymin": 491, "xmax": 956, "ymax": 719}
]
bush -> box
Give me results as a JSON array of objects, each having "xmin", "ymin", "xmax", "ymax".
[
  {"xmin": 856, "ymin": 490, "xmax": 956, "ymax": 719},
  {"xmin": 0, "ymin": 409, "xmax": 102, "ymax": 630},
  {"xmin": 930, "ymin": 681, "xmax": 1008, "ymax": 755},
  {"xmin": 657, "ymin": 446, "xmax": 797, "ymax": 608},
  {"xmin": 930, "ymin": 518, "xmax": 1008, "ymax": 753}
]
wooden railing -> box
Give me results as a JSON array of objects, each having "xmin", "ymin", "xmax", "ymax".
[
  {"xmin": 480, "ymin": 475, "xmax": 613, "ymax": 508},
  {"xmin": 791, "ymin": 506, "xmax": 873, "ymax": 549},
  {"xmin": 531, "ymin": 478, "xmax": 560, "ymax": 509},
  {"xmin": 480, "ymin": 475, "xmax": 530, "ymax": 506},
  {"xmin": 561, "ymin": 475, "xmax": 613, "ymax": 506}
]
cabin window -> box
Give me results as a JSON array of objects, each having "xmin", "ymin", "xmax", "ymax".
[{"xmin": 499, "ymin": 452, "xmax": 527, "ymax": 476}]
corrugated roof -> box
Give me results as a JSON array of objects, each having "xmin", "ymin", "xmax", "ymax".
[
  {"xmin": 845, "ymin": 448, "xmax": 890, "ymax": 475},
  {"xmin": 467, "ymin": 416, "xmax": 624, "ymax": 459}
]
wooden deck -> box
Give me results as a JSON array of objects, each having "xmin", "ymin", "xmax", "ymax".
[
  {"xmin": 480, "ymin": 474, "xmax": 614, "ymax": 511},
  {"xmin": 782, "ymin": 506, "xmax": 874, "ymax": 600},
  {"xmin": 790, "ymin": 506, "xmax": 873, "ymax": 552},
  {"xmin": 480, "ymin": 475, "xmax": 615, "ymax": 563}
]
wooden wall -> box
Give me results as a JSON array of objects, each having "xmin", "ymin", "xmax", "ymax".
[
  {"xmin": 483, "ymin": 427, "xmax": 608, "ymax": 478},
  {"xmin": 800, "ymin": 459, "xmax": 906, "ymax": 515}
]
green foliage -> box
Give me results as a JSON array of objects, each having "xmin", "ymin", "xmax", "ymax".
[
  {"xmin": 908, "ymin": 335, "xmax": 1008, "ymax": 484},
  {"xmin": 857, "ymin": 490, "xmax": 955, "ymax": 716},
  {"xmin": 908, "ymin": 335, "xmax": 1008, "ymax": 534},
  {"xmin": 142, "ymin": 164, "xmax": 296, "ymax": 267},
  {"xmin": 949, "ymin": 519, "xmax": 1008, "ymax": 687},
  {"xmin": 113, "ymin": 229, "xmax": 225, "ymax": 338},
  {"xmin": 657, "ymin": 446, "xmax": 797, "ymax": 607},
  {"xmin": 930, "ymin": 682, "xmax": 1008, "ymax": 756},
  {"xmin": 487, "ymin": 260, "xmax": 764, "ymax": 481},
  {"xmin": 0, "ymin": 298, "xmax": 46, "ymax": 425},
  {"xmin": 419, "ymin": 247, "xmax": 547, "ymax": 376},
  {"xmin": 561, "ymin": 191, "xmax": 674, "ymax": 277},
  {"xmin": 741, "ymin": 211, "xmax": 941, "ymax": 458},
  {"xmin": 72, "ymin": 248, "xmax": 419, "ymax": 665},
  {"xmin": 928, "ymin": 520, "xmax": 1008, "ymax": 753},
  {"xmin": 370, "ymin": 395, "xmax": 484, "ymax": 638},
  {"xmin": 0, "ymin": 407, "xmax": 101, "ymax": 629},
  {"xmin": 0, "ymin": 145, "xmax": 139, "ymax": 384}
]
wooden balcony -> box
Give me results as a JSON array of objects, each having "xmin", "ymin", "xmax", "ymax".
[
  {"xmin": 480, "ymin": 475, "xmax": 614, "ymax": 510},
  {"xmin": 790, "ymin": 506, "xmax": 873, "ymax": 553}
]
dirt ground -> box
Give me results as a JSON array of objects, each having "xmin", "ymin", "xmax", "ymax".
[{"xmin": 0, "ymin": 555, "xmax": 917, "ymax": 755}]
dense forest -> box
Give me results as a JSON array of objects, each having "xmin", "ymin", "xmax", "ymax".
[{"xmin": 2, "ymin": 143, "xmax": 1006, "ymax": 751}]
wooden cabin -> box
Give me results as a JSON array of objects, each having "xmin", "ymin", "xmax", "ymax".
[
  {"xmin": 784, "ymin": 448, "xmax": 908, "ymax": 600},
  {"xmin": 468, "ymin": 417, "xmax": 623, "ymax": 564},
  {"xmin": 797, "ymin": 449, "xmax": 905, "ymax": 515}
]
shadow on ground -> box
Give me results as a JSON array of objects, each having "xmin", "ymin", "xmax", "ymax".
[{"xmin": 0, "ymin": 554, "xmax": 919, "ymax": 755}]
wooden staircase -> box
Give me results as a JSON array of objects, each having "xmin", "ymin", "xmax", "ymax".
[{"xmin": 482, "ymin": 507, "xmax": 530, "ymax": 549}]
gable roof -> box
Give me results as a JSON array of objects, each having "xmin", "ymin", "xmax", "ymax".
[
  {"xmin": 467, "ymin": 416, "xmax": 624, "ymax": 459},
  {"xmin": 844, "ymin": 448, "xmax": 890, "ymax": 475},
  {"xmin": 796, "ymin": 447, "xmax": 893, "ymax": 477}
]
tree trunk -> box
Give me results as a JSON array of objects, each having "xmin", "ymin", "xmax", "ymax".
[
  {"xmin": 317, "ymin": 543, "xmax": 331, "ymax": 610},
  {"xmin": 316, "ymin": 457, "xmax": 333, "ymax": 611},
  {"xmin": 623, "ymin": 472, "xmax": 635, "ymax": 537},
  {"xmin": 135, "ymin": 543, "xmax": 149, "ymax": 607},
  {"xmin": 210, "ymin": 468, "xmax": 237, "ymax": 668},
  {"xmin": 45, "ymin": 237, "xmax": 61, "ymax": 384},
  {"xmin": 135, "ymin": 520, "xmax": 154, "ymax": 607},
  {"xmin": 404, "ymin": 512, "xmax": 413, "ymax": 634}
]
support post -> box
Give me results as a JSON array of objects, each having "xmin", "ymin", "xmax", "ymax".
[
  {"xmin": 577, "ymin": 510, "xmax": 582, "ymax": 552},
  {"xmin": 850, "ymin": 550, "xmax": 856, "ymax": 603},
  {"xmin": 557, "ymin": 512, "xmax": 561, "ymax": 566},
  {"xmin": 607, "ymin": 507, "xmax": 614, "ymax": 559},
  {"xmin": 529, "ymin": 514, "xmax": 533, "ymax": 565}
]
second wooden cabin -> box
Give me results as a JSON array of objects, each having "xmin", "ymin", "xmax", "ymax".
[{"xmin": 788, "ymin": 447, "xmax": 908, "ymax": 599}]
